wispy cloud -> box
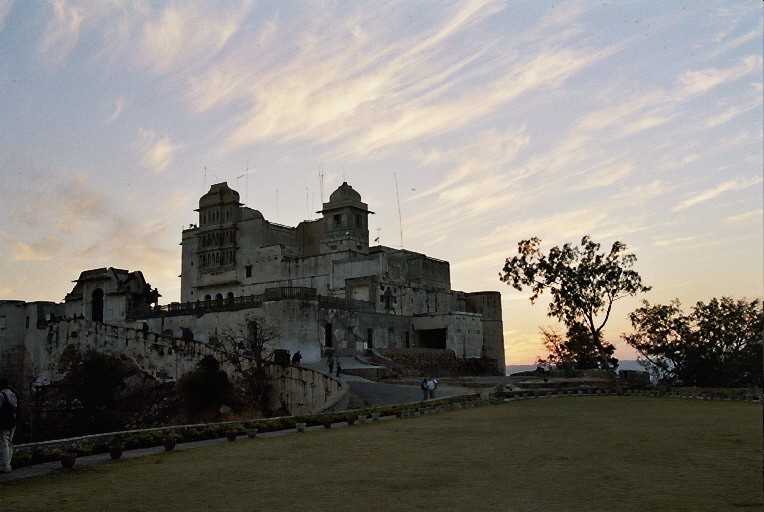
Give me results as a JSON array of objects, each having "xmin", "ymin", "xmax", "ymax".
[
  {"xmin": 0, "ymin": 0, "xmax": 12, "ymax": 28},
  {"xmin": 37, "ymin": 0, "xmax": 85, "ymax": 62},
  {"xmin": 12, "ymin": 241, "xmax": 53, "ymax": 262},
  {"xmin": 134, "ymin": 129, "xmax": 181, "ymax": 173},
  {"xmin": 105, "ymin": 97, "xmax": 125, "ymax": 124},
  {"xmin": 725, "ymin": 210, "xmax": 762, "ymax": 225},
  {"xmin": 672, "ymin": 176, "xmax": 762, "ymax": 212},
  {"xmin": 677, "ymin": 55, "xmax": 761, "ymax": 96},
  {"xmin": 136, "ymin": 4, "xmax": 249, "ymax": 74}
]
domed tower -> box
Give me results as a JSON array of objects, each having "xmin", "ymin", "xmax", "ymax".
[
  {"xmin": 196, "ymin": 182, "xmax": 241, "ymax": 273},
  {"xmin": 318, "ymin": 182, "xmax": 373, "ymax": 255}
]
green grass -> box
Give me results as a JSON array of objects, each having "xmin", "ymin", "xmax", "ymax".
[{"xmin": 4, "ymin": 397, "xmax": 762, "ymax": 511}]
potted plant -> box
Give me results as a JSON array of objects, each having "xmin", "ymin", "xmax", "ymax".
[
  {"xmin": 323, "ymin": 419, "xmax": 333, "ymax": 429},
  {"xmin": 295, "ymin": 422, "xmax": 307, "ymax": 432},
  {"xmin": 346, "ymin": 416, "xmax": 355, "ymax": 426},
  {"xmin": 163, "ymin": 434, "xmax": 178, "ymax": 451},
  {"xmin": 226, "ymin": 430, "xmax": 239, "ymax": 441},
  {"xmin": 247, "ymin": 428, "xmax": 258, "ymax": 439},
  {"xmin": 109, "ymin": 435, "xmax": 125, "ymax": 460},
  {"xmin": 394, "ymin": 409, "xmax": 403, "ymax": 418},
  {"xmin": 371, "ymin": 412, "xmax": 380, "ymax": 421},
  {"xmin": 60, "ymin": 451, "xmax": 77, "ymax": 469},
  {"xmin": 357, "ymin": 414, "xmax": 366, "ymax": 424}
]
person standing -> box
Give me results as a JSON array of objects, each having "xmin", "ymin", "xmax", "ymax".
[
  {"xmin": 0, "ymin": 378, "xmax": 18, "ymax": 473},
  {"xmin": 291, "ymin": 351, "xmax": 302, "ymax": 365},
  {"xmin": 427, "ymin": 377, "xmax": 438, "ymax": 400},
  {"xmin": 327, "ymin": 355, "xmax": 334, "ymax": 375},
  {"xmin": 421, "ymin": 378, "xmax": 429, "ymax": 401},
  {"xmin": 336, "ymin": 358, "xmax": 342, "ymax": 377}
]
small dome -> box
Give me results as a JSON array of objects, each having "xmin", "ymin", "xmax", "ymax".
[
  {"xmin": 328, "ymin": 182, "xmax": 361, "ymax": 203},
  {"xmin": 199, "ymin": 182, "xmax": 240, "ymax": 209}
]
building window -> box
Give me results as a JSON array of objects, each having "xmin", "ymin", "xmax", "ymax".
[
  {"xmin": 333, "ymin": 214, "xmax": 341, "ymax": 228},
  {"xmin": 245, "ymin": 265, "xmax": 252, "ymax": 278},
  {"xmin": 25, "ymin": 316, "xmax": 29, "ymax": 328},
  {"xmin": 0, "ymin": 316, "xmax": 6, "ymax": 329}
]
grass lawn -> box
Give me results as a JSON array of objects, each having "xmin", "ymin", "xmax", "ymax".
[{"xmin": 4, "ymin": 397, "xmax": 762, "ymax": 511}]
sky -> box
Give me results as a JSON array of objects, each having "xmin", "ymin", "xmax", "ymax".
[{"xmin": 0, "ymin": 1, "xmax": 761, "ymax": 365}]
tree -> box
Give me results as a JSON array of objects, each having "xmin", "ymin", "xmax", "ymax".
[
  {"xmin": 623, "ymin": 297, "xmax": 763, "ymax": 387},
  {"xmin": 536, "ymin": 323, "xmax": 617, "ymax": 371},
  {"xmin": 176, "ymin": 355, "xmax": 233, "ymax": 419},
  {"xmin": 500, "ymin": 236, "xmax": 650, "ymax": 381},
  {"xmin": 209, "ymin": 316, "xmax": 278, "ymax": 415}
]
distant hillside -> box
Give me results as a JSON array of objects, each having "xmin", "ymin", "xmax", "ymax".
[{"xmin": 506, "ymin": 360, "xmax": 645, "ymax": 376}]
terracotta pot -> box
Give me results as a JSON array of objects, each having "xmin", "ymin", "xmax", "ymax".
[
  {"xmin": 346, "ymin": 416, "xmax": 355, "ymax": 425},
  {"xmin": 395, "ymin": 410, "xmax": 403, "ymax": 418},
  {"xmin": 296, "ymin": 422, "xmax": 306, "ymax": 432},
  {"xmin": 323, "ymin": 420, "xmax": 332, "ymax": 429},
  {"xmin": 163, "ymin": 439, "xmax": 177, "ymax": 451},
  {"xmin": 226, "ymin": 430, "xmax": 238, "ymax": 442},
  {"xmin": 109, "ymin": 446, "xmax": 124, "ymax": 460},
  {"xmin": 60, "ymin": 452, "xmax": 77, "ymax": 469},
  {"xmin": 247, "ymin": 429, "xmax": 258, "ymax": 439}
]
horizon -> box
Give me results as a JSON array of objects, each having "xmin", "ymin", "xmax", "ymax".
[{"xmin": 0, "ymin": 2, "xmax": 761, "ymax": 365}]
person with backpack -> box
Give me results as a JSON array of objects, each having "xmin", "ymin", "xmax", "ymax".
[
  {"xmin": 421, "ymin": 378, "xmax": 429, "ymax": 401},
  {"xmin": 0, "ymin": 378, "xmax": 18, "ymax": 473}
]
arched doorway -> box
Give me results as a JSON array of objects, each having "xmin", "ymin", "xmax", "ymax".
[
  {"xmin": 91, "ymin": 288, "xmax": 104, "ymax": 322},
  {"xmin": 324, "ymin": 323, "xmax": 333, "ymax": 348}
]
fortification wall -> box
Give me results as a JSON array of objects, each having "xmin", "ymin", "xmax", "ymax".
[{"xmin": 24, "ymin": 318, "xmax": 341, "ymax": 415}]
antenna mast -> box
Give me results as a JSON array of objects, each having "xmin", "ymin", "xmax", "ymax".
[{"xmin": 394, "ymin": 173, "xmax": 403, "ymax": 249}]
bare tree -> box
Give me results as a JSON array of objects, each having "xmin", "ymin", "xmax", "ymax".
[{"xmin": 209, "ymin": 315, "xmax": 279, "ymax": 415}]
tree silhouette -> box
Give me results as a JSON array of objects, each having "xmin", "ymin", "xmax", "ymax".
[{"xmin": 501, "ymin": 236, "xmax": 650, "ymax": 382}]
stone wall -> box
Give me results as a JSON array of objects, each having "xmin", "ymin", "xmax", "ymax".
[
  {"xmin": 377, "ymin": 348, "xmax": 460, "ymax": 377},
  {"xmin": 23, "ymin": 318, "xmax": 342, "ymax": 416}
]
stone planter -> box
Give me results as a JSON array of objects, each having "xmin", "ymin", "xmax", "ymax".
[
  {"xmin": 296, "ymin": 422, "xmax": 307, "ymax": 432},
  {"xmin": 109, "ymin": 445, "xmax": 124, "ymax": 460},
  {"xmin": 371, "ymin": 412, "xmax": 380, "ymax": 421},
  {"xmin": 60, "ymin": 452, "xmax": 77, "ymax": 469},
  {"xmin": 226, "ymin": 430, "xmax": 238, "ymax": 442},
  {"xmin": 357, "ymin": 415, "xmax": 366, "ymax": 424},
  {"xmin": 247, "ymin": 429, "xmax": 258, "ymax": 439}
]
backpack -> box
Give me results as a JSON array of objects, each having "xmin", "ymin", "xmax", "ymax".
[
  {"xmin": 421, "ymin": 380, "xmax": 428, "ymax": 391},
  {"xmin": 0, "ymin": 391, "xmax": 16, "ymax": 429}
]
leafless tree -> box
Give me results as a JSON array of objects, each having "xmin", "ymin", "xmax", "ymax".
[{"xmin": 209, "ymin": 315, "xmax": 279, "ymax": 414}]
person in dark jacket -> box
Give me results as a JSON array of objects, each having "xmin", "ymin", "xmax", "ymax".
[{"xmin": 0, "ymin": 378, "xmax": 18, "ymax": 473}]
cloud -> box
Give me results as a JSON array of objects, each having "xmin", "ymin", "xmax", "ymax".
[
  {"xmin": 136, "ymin": 4, "xmax": 248, "ymax": 74},
  {"xmin": 0, "ymin": 0, "xmax": 12, "ymax": 28},
  {"xmin": 12, "ymin": 241, "xmax": 53, "ymax": 262},
  {"xmin": 105, "ymin": 97, "xmax": 126, "ymax": 124},
  {"xmin": 189, "ymin": 2, "xmax": 602, "ymax": 158},
  {"xmin": 725, "ymin": 210, "xmax": 762, "ymax": 225},
  {"xmin": 672, "ymin": 176, "xmax": 763, "ymax": 212},
  {"xmin": 37, "ymin": 0, "xmax": 85, "ymax": 62},
  {"xmin": 703, "ymin": 96, "xmax": 763, "ymax": 129},
  {"xmin": 677, "ymin": 55, "xmax": 761, "ymax": 96},
  {"xmin": 134, "ymin": 128, "xmax": 181, "ymax": 173}
]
